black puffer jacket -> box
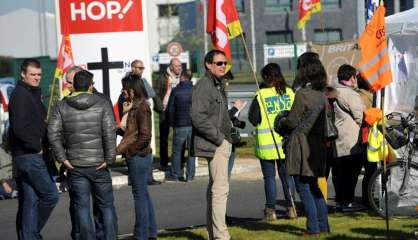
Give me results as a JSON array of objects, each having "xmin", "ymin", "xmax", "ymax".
[{"xmin": 48, "ymin": 93, "xmax": 116, "ymax": 167}]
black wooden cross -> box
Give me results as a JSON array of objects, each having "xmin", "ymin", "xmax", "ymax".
[{"xmin": 87, "ymin": 47, "xmax": 124, "ymax": 97}]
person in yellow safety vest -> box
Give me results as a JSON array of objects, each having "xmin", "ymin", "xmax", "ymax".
[
  {"xmin": 248, "ymin": 63, "xmax": 296, "ymax": 221},
  {"xmin": 367, "ymin": 122, "xmax": 395, "ymax": 163},
  {"xmin": 364, "ymin": 108, "xmax": 395, "ymax": 163}
]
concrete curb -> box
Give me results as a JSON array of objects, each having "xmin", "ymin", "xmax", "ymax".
[
  {"xmin": 55, "ymin": 158, "xmax": 260, "ymax": 191},
  {"xmin": 111, "ymin": 161, "xmax": 260, "ymax": 187}
]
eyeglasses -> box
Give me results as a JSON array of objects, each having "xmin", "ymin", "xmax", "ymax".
[
  {"xmin": 213, "ymin": 61, "xmax": 228, "ymax": 66},
  {"xmin": 133, "ymin": 66, "xmax": 145, "ymax": 70}
]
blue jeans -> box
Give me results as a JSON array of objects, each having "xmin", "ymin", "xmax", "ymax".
[
  {"xmin": 294, "ymin": 176, "xmax": 329, "ymax": 234},
  {"xmin": 14, "ymin": 153, "xmax": 59, "ymax": 240},
  {"xmin": 127, "ymin": 154, "xmax": 157, "ymax": 240},
  {"xmin": 171, "ymin": 127, "xmax": 195, "ymax": 181},
  {"xmin": 69, "ymin": 187, "xmax": 119, "ymax": 240},
  {"xmin": 259, "ymin": 159, "xmax": 295, "ymax": 209},
  {"xmin": 68, "ymin": 167, "xmax": 117, "ymax": 240},
  {"xmin": 228, "ymin": 151, "xmax": 235, "ymax": 179}
]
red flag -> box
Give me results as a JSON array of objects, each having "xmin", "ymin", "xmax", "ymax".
[
  {"xmin": 55, "ymin": 34, "xmax": 75, "ymax": 97},
  {"xmin": 207, "ymin": 0, "xmax": 243, "ymax": 67},
  {"xmin": 297, "ymin": 0, "xmax": 321, "ymax": 29},
  {"xmin": 357, "ymin": 6, "xmax": 392, "ymax": 91}
]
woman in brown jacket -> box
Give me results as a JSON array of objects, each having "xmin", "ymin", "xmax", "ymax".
[{"xmin": 117, "ymin": 75, "xmax": 157, "ymax": 240}]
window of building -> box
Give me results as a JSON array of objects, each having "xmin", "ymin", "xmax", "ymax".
[
  {"xmin": 158, "ymin": 4, "xmax": 179, "ymax": 18},
  {"xmin": 230, "ymin": 36, "xmax": 245, "ymax": 60},
  {"xmin": 264, "ymin": 0, "xmax": 292, "ymax": 12},
  {"xmin": 266, "ymin": 31, "xmax": 293, "ymax": 44},
  {"xmin": 235, "ymin": 0, "xmax": 245, "ymax": 12},
  {"xmin": 230, "ymin": 35, "xmax": 248, "ymax": 72},
  {"xmin": 321, "ymin": 0, "xmax": 341, "ymax": 10},
  {"xmin": 314, "ymin": 29, "xmax": 342, "ymax": 43}
]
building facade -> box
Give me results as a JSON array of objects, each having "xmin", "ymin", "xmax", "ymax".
[{"xmin": 228, "ymin": 0, "xmax": 416, "ymax": 73}]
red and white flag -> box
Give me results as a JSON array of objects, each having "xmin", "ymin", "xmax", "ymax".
[{"xmin": 207, "ymin": 0, "xmax": 243, "ymax": 69}]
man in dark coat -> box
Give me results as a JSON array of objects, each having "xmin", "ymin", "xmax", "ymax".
[
  {"xmin": 9, "ymin": 58, "xmax": 59, "ymax": 239},
  {"xmin": 167, "ymin": 71, "xmax": 195, "ymax": 181}
]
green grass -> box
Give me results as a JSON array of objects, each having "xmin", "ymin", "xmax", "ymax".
[{"xmin": 156, "ymin": 212, "xmax": 417, "ymax": 240}]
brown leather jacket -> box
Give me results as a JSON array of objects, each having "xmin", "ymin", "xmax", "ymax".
[{"xmin": 117, "ymin": 99, "xmax": 152, "ymax": 158}]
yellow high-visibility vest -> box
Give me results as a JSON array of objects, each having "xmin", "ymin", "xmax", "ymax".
[
  {"xmin": 367, "ymin": 122, "xmax": 392, "ymax": 162},
  {"xmin": 255, "ymin": 87, "xmax": 294, "ymax": 160}
]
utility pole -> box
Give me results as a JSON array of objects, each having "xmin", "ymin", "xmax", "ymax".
[
  {"xmin": 250, "ymin": 0, "xmax": 256, "ymax": 70},
  {"xmin": 357, "ymin": 0, "xmax": 365, "ymax": 34},
  {"xmin": 203, "ymin": 0, "xmax": 208, "ymax": 54}
]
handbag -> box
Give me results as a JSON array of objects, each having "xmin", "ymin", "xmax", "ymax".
[{"xmin": 325, "ymin": 102, "xmax": 338, "ymax": 140}]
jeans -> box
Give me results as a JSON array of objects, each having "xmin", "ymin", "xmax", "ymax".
[
  {"xmin": 171, "ymin": 127, "xmax": 195, "ymax": 180},
  {"xmin": 127, "ymin": 154, "xmax": 157, "ymax": 240},
  {"xmin": 294, "ymin": 176, "xmax": 329, "ymax": 234},
  {"xmin": 69, "ymin": 175, "xmax": 118, "ymax": 240},
  {"xmin": 159, "ymin": 111, "xmax": 170, "ymax": 167},
  {"xmin": 227, "ymin": 149, "xmax": 236, "ymax": 179},
  {"xmin": 14, "ymin": 153, "xmax": 59, "ymax": 240},
  {"xmin": 68, "ymin": 167, "xmax": 117, "ymax": 240},
  {"xmin": 259, "ymin": 159, "xmax": 295, "ymax": 209}
]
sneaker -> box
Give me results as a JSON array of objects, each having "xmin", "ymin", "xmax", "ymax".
[
  {"xmin": 263, "ymin": 208, "xmax": 277, "ymax": 222},
  {"xmin": 286, "ymin": 207, "xmax": 297, "ymax": 219}
]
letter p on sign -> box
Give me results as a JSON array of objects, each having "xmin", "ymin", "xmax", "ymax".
[{"xmin": 60, "ymin": 0, "xmax": 143, "ymax": 34}]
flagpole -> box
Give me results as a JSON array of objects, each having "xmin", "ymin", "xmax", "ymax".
[
  {"xmin": 47, "ymin": 73, "xmax": 58, "ymax": 120},
  {"xmin": 377, "ymin": 0, "xmax": 390, "ymax": 233},
  {"xmin": 203, "ymin": 0, "xmax": 208, "ymax": 55},
  {"xmin": 239, "ymin": 32, "xmax": 298, "ymax": 218}
]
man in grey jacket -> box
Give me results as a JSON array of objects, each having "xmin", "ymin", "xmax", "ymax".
[
  {"xmin": 191, "ymin": 50, "xmax": 232, "ymax": 240},
  {"xmin": 48, "ymin": 70, "xmax": 117, "ymax": 239}
]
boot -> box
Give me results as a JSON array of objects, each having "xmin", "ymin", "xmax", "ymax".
[
  {"xmin": 263, "ymin": 208, "xmax": 277, "ymax": 222},
  {"xmin": 286, "ymin": 206, "xmax": 297, "ymax": 219}
]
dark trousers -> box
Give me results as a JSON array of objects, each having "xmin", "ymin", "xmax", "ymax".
[
  {"xmin": 69, "ymin": 186, "xmax": 119, "ymax": 240},
  {"xmin": 360, "ymin": 153, "xmax": 377, "ymax": 206},
  {"xmin": 159, "ymin": 111, "xmax": 170, "ymax": 167},
  {"xmin": 14, "ymin": 154, "xmax": 59, "ymax": 240},
  {"xmin": 332, "ymin": 154, "xmax": 363, "ymax": 205},
  {"xmin": 68, "ymin": 167, "xmax": 117, "ymax": 240}
]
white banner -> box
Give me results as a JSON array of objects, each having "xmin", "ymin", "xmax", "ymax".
[{"xmin": 57, "ymin": 0, "xmax": 152, "ymax": 105}]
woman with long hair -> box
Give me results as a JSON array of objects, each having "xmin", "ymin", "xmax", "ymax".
[
  {"xmin": 117, "ymin": 75, "xmax": 157, "ymax": 240},
  {"xmin": 248, "ymin": 63, "xmax": 297, "ymax": 221},
  {"xmin": 275, "ymin": 59, "xmax": 330, "ymax": 236}
]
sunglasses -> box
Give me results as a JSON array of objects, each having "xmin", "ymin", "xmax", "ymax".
[{"xmin": 213, "ymin": 61, "xmax": 228, "ymax": 66}]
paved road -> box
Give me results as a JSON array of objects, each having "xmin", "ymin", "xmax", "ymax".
[
  {"xmin": 0, "ymin": 174, "xmax": 271, "ymax": 240},
  {"xmin": 0, "ymin": 172, "xmax": 360, "ymax": 240}
]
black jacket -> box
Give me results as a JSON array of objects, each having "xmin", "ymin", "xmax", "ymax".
[
  {"xmin": 168, "ymin": 80, "xmax": 193, "ymax": 127},
  {"xmin": 48, "ymin": 93, "xmax": 116, "ymax": 167},
  {"xmin": 191, "ymin": 72, "xmax": 231, "ymax": 158},
  {"xmin": 8, "ymin": 81, "xmax": 47, "ymax": 156}
]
